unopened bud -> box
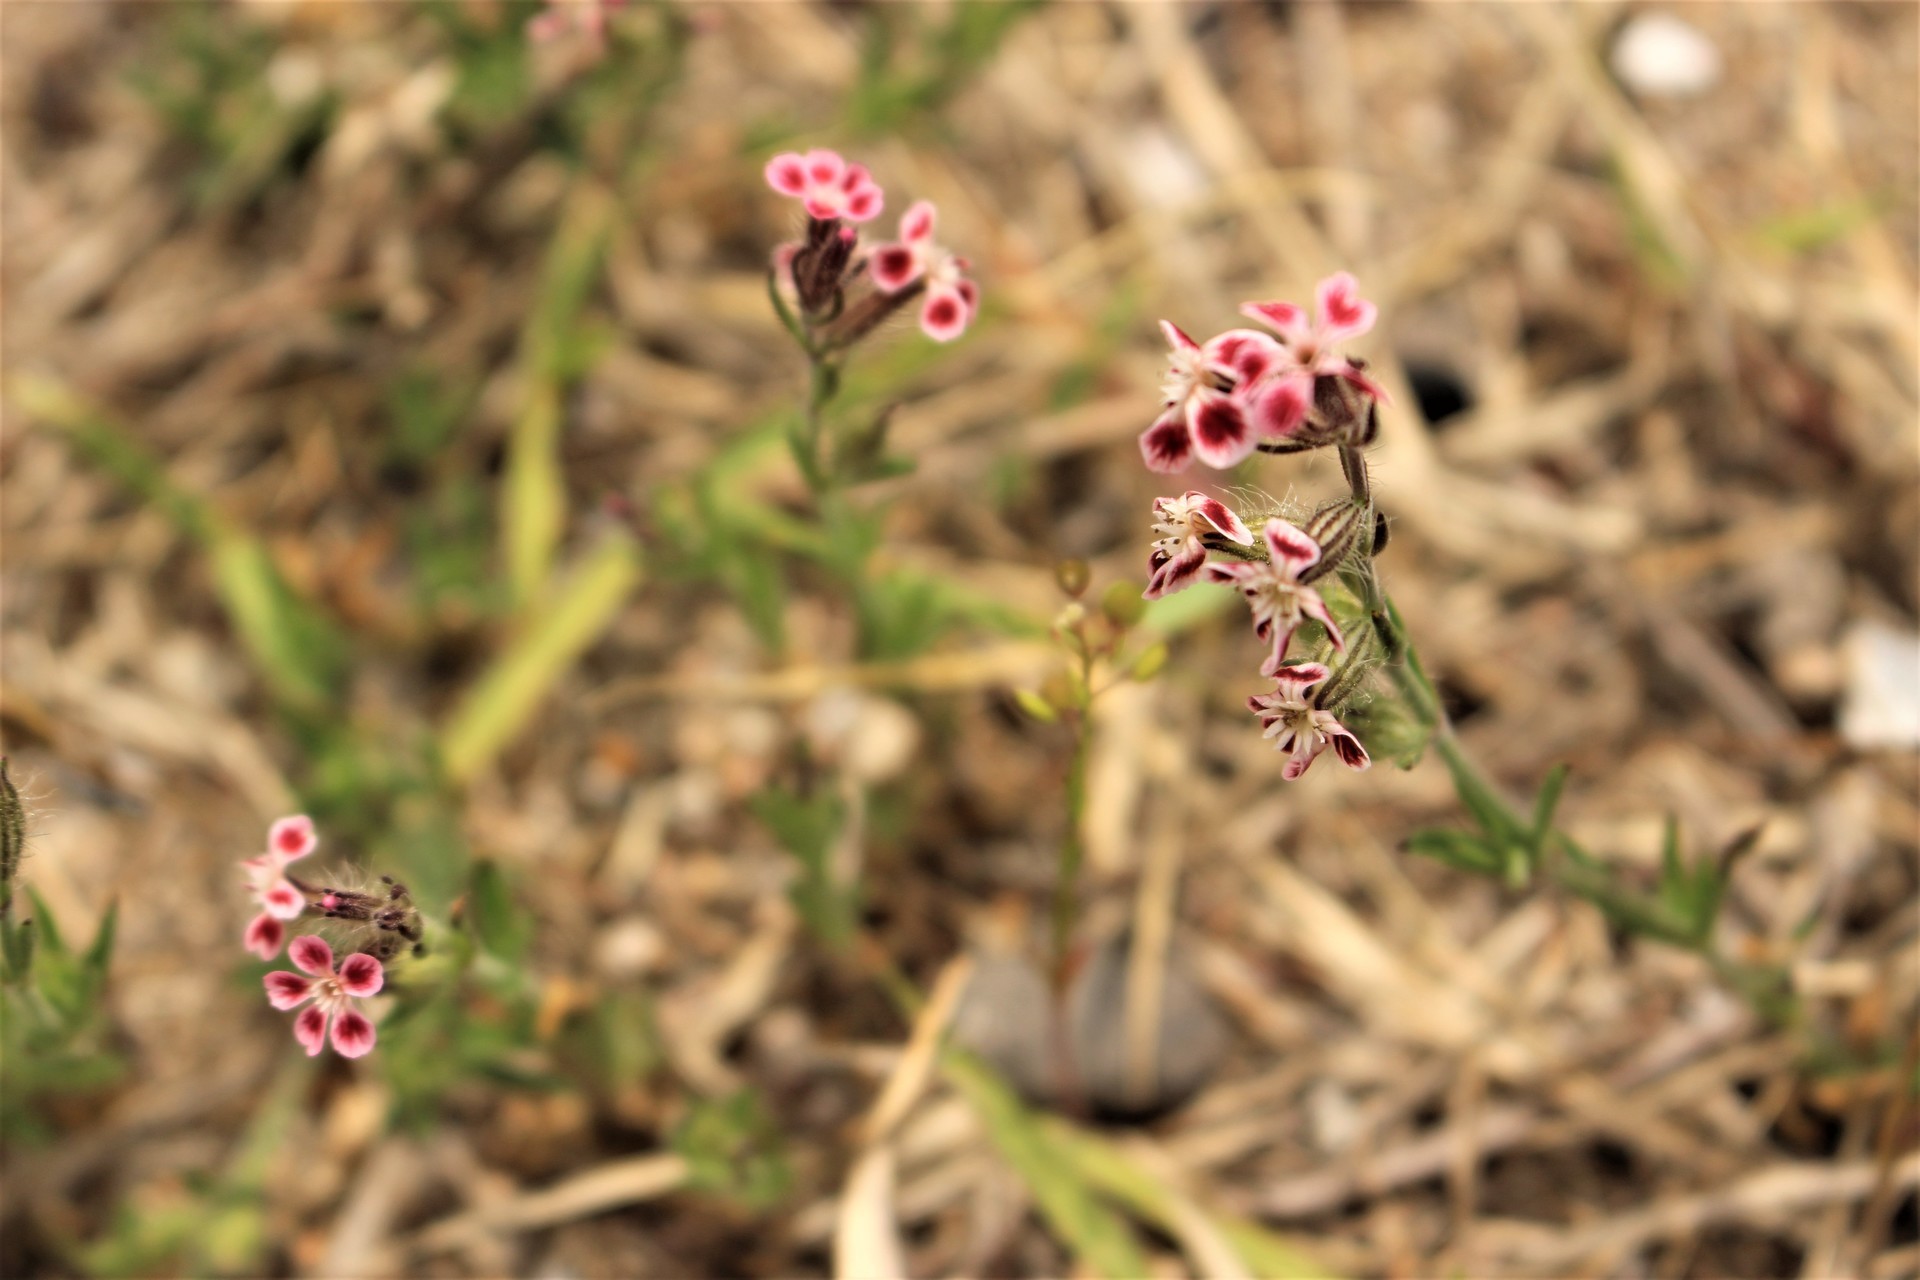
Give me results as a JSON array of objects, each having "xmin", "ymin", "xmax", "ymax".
[
  {"xmin": 1298, "ymin": 501, "xmax": 1367, "ymax": 583},
  {"xmin": 1099, "ymin": 581, "xmax": 1146, "ymax": 630},
  {"xmin": 0, "ymin": 759, "xmax": 20, "ymax": 912},
  {"xmin": 1054, "ymin": 559, "xmax": 1091, "ymax": 599},
  {"xmin": 792, "ymin": 217, "xmax": 855, "ymax": 316},
  {"xmin": 1129, "ymin": 642, "xmax": 1169, "ymax": 683},
  {"xmin": 1013, "ymin": 689, "xmax": 1059, "ymax": 724}
]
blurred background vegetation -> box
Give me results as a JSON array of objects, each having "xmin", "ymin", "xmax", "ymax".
[{"xmin": 2, "ymin": 2, "xmax": 1916, "ymax": 1277}]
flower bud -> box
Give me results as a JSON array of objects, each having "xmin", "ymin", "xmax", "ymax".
[
  {"xmin": 1013, "ymin": 689, "xmax": 1059, "ymax": 723},
  {"xmin": 0, "ymin": 759, "xmax": 21, "ymax": 913},
  {"xmin": 1100, "ymin": 581, "xmax": 1147, "ymax": 630},
  {"xmin": 1297, "ymin": 500, "xmax": 1367, "ymax": 583},
  {"xmin": 1054, "ymin": 559, "xmax": 1091, "ymax": 599}
]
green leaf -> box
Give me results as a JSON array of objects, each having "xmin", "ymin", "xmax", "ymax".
[
  {"xmin": 671, "ymin": 1090, "xmax": 791, "ymax": 1210},
  {"xmin": 24, "ymin": 889, "xmax": 66, "ymax": 958},
  {"xmin": 440, "ymin": 533, "xmax": 642, "ymax": 784},
  {"xmin": 943, "ymin": 1051, "xmax": 1150, "ymax": 1280},
  {"xmin": 1405, "ymin": 829, "xmax": 1505, "ymax": 877},
  {"xmin": 750, "ymin": 787, "xmax": 852, "ymax": 946},
  {"xmin": 84, "ymin": 900, "xmax": 119, "ymax": 979},
  {"xmin": 1040, "ymin": 1119, "xmax": 1332, "ymax": 1280},
  {"xmin": 505, "ymin": 184, "xmax": 616, "ymax": 609},
  {"xmin": 467, "ymin": 862, "xmax": 530, "ymax": 962},
  {"xmin": 1528, "ymin": 765, "xmax": 1570, "ymax": 851}
]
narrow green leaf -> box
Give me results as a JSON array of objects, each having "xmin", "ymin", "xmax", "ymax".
[
  {"xmin": 1528, "ymin": 764, "xmax": 1570, "ymax": 850},
  {"xmin": 1405, "ymin": 829, "xmax": 1505, "ymax": 877},
  {"xmin": 24, "ymin": 889, "xmax": 66, "ymax": 958},
  {"xmin": 441, "ymin": 534, "xmax": 642, "ymax": 784},
  {"xmin": 467, "ymin": 862, "xmax": 529, "ymax": 961},
  {"xmin": 943, "ymin": 1051, "xmax": 1150, "ymax": 1280},
  {"xmin": 505, "ymin": 183, "xmax": 616, "ymax": 609},
  {"xmin": 84, "ymin": 901, "xmax": 118, "ymax": 978},
  {"xmin": 1040, "ymin": 1119, "xmax": 1332, "ymax": 1280}
]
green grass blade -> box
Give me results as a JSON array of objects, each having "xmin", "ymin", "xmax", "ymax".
[
  {"xmin": 441, "ymin": 534, "xmax": 642, "ymax": 784},
  {"xmin": 942, "ymin": 1052, "xmax": 1150, "ymax": 1280}
]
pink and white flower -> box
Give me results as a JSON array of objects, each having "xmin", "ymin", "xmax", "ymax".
[
  {"xmin": 1145, "ymin": 491, "xmax": 1253, "ymax": 600},
  {"xmin": 868, "ymin": 201, "xmax": 978, "ymax": 342},
  {"xmin": 264, "ymin": 936, "xmax": 383, "ymax": 1059},
  {"xmin": 527, "ymin": 0, "xmax": 624, "ymax": 46},
  {"xmin": 1138, "ymin": 323, "xmax": 1287, "ymax": 473},
  {"xmin": 1203, "ymin": 518, "xmax": 1345, "ymax": 674},
  {"xmin": 1247, "ymin": 663, "xmax": 1371, "ymax": 781},
  {"xmin": 242, "ymin": 815, "xmax": 318, "ymax": 961},
  {"xmin": 764, "ymin": 149, "xmax": 884, "ymax": 223},
  {"xmin": 1238, "ymin": 272, "xmax": 1388, "ymax": 437}
]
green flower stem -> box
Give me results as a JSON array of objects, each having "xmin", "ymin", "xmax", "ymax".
[{"xmin": 1046, "ymin": 644, "xmax": 1097, "ymax": 1115}]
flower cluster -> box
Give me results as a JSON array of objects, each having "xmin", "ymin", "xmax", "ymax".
[
  {"xmin": 239, "ymin": 815, "xmax": 417, "ymax": 1058},
  {"xmin": 765, "ymin": 149, "xmax": 977, "ymax": 345},
  {"xmin": 1134, "ymin": 275, "xmax": 1392, "ymax": 780},
  {"xmin": 1140, "ymin": 273, "xmax": 1383, "ymax": 474}
]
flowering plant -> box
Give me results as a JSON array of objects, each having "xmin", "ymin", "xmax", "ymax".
[{"xmin": 1126, "ymin": 277, "xmax": 1783, "ymax": 1007}]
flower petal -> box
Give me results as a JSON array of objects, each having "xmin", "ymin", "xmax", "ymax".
[
  {"xmin": 1189, "ymin": 494, "xmax": 1252, "ymax": 544},
  {"xmin": 1281, "ymin": 747, "xmax": 1319, "ymax": 781},
  {"xmin": 1139, "ymin": 410, "xmax": 1193, "ymax": 473},
  {"xmin": 919, "ymin": 287, "xmax": 969, "ymax": 342},
  {"xmin": 1315, "ymin": 272, "xmax": 1376, "ymax": 343},
  {"xmin": 1158, "ymin": 319, "xmax": 1201, "ymax": 355},
  {"xmin": 1240, "ymin": 299, "xmax": 1308, "ymax": 341},
  {"xmin": 1270, "ymin": 661, "xmax": 1330, "ymax": 690},
  {"xmin": 244, "ymin": 913, "xmax": 286, "ymax": 962},
  {"xmin": 1250, "ymin": 375, "xmax": 1311, "ymax": 438},
  {"xmin": 289, "ymin": 935, "xmax": 335, "ymax": 977},
  {"xmin": 337, "ymin": 953, "xmax": 385, "ymax": 998},
  {"xmin": 900, "ymin": 199, "xmax": 935, "ymax": 245},
  {"xmin": 293, "ymin": 1005, "xmax": 328, "ymax": 1057},
  {"xmin": 844, "ymin": 184, "xmax": 883, "ymax": 223},
  {"xmin": 1187, "ymin": 390, "xmax": 1255, "ymax": 469},
  {"xmin": 869, "ymin": 244, "xmax": 921, "ymax": 292},
  {"xmin": 802, "ymin": 194, "xmax": 842, "ymax": 220},
  {"xmin": 1326, "ymin": 723, "xmax": 1371, "ymax": 771},
  {"xmin": 1144, "ymin": 543, "xmax": 1207, "ymax": 600},
  {"xmin": 330, "ymin": 1008, "xmax": 377, "ymax": 1058},
  {"xmin": 1258, "ymin": 624, "xmax": 1299, "ymax": 677},
  {"xmin": 802, "ymin": 148, "xmax": 846, "ymax": 187},
  {"xmin": 1204, "ymin": 329, "xmax": 1283, "ymax": 383},
  {"xmin": 1202, "ymin": 561, "xmax": 1256, "ymax": 586},
  {"xmin": 264, "ymin": 970, "xmax": 314, "ymax": 1010},
  {"xmin": 263, "ymin": 879, "xmax": 304, "ymax": 920},
  {"xmin": 1262, "ymin": 519, "xmax": 1322, "ymax": 576},
  {"xmin": 765, "ymin": 153, "xmax": 808, "ymax": 196},
  {"xmin": 1298, "ymin": 589, "xmax": 1347, "ymax": 652},
  {"xmin": 268, "ymin": 815, "xmax": 316, "ymax": 863}
]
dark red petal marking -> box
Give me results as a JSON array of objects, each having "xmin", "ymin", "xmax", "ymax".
[
  {"xmin": 902, "ymin": 202, "xmax": 934, "ymax": 241},
  {"xmin": 338, "ymin": 953, "xmax": 385, "ymax": 997},
  {"xmin": 871, "ymin": 246, "xmax": 918, "ymax": 291},
  {"xmin": 1264, "ymin": 519, "xmax": 1321, "ymax": 573},
  {"xmin": 1189, "ymin": 395, "xmax": 1248, "ymax": 458},
  {"xmin": 289, "ymin": 935, "xmax": 334, "ymax": 977},
  {"xmin": 264, "ymin": 971, "xmax": 312, "ymax": 1010},
  {"xmin": 1330, "ymin": 729, "xmax": 1370, "ymax": 769},
  {"xmin": 1271, "ymin": 662, "xmax": 1330, "ymax": 687},
  {"xmin": 331, "ymin": 1009, "xmax": 377, "ymax": 1058},
  {"xmin": 294, "ymin": 1005, "xmax": 328, "ymax": 1056},
  {"xmin": 1139, "ymin": 414, "xmax": 1193, "ymax": 472}
]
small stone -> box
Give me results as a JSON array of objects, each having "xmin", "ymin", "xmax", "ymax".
[{"xmin": 1611, "ymin": 12, "xmax": 1723, "ymax": 99}]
